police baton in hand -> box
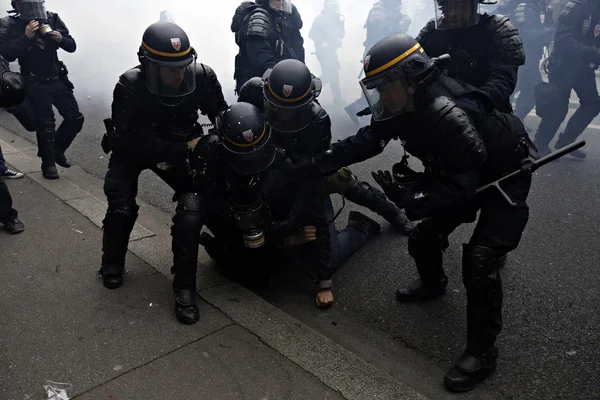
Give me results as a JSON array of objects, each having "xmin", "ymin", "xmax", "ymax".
[{"xmin": 476, "ymin": 140, "xmax": 586, "ymax": 206}]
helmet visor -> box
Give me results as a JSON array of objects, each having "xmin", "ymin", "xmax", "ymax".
[
  {"xmin": 434, "ymin": 0, "xmax": 480, "ymax": 30},
  {"xmin": 15, "ymin": 0, "xmax": 46, "ymax": 20},
  {"xmin": 225, "ymin": 138, "xmax": 277, "ymax": 176},
  {"xmin": 360, "ymin": 68, "xmax": 413, "ymax": 121},
  {"xmin": 264, "ymin": 101, "xmax": 313, "ymax": 132},
  {"xmin": 269, "ymin": 0, "xmax": 293, "ymax": 14},
  {"xmin": 144, "ymin": 56, "xmax": 196, "ymax": 98}
]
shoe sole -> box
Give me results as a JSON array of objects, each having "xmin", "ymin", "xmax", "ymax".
[{"xmin": 443, "ymin": 364, "xmax": 497, "ymax": 393}]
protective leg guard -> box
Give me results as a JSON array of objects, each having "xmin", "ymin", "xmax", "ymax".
[
  {"xmin": 171, "ymin": 193, "xmax": 205, "ymax": 324},
  {"xmin": 444, "ymin": 244, "xmax": 505, "ymax": 392},
  {"xmin": 36, "ymin": 119, "xmax": 58, "ymax": 179},
  {"xmin": 396, "ymin": 226, "xmax": 448, "ymax": 301},
  {"xmin": 100, "ymin": 205, "xmax": 139, "ymax": 289}
]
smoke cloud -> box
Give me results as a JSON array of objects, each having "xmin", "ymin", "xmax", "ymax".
[{"xmin": 2, "ymin": 1, "xmax": 437, "ymax": 115}]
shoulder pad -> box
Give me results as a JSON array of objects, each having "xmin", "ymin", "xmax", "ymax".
[
  {"xmin": 559, "ymin": 0, "xmax": 588, "ymax": 24},
  {"xmin": 486, "ymin": 15, "xmax": 525, "ymax": 66},
  {"xmin": 0, "ymin": 17, "xmax": 10, "ymax": 40},
  {"xmin": 291, "ymin": 4, "xmax": 303, "ymax": 30},
  {"xmin": 424, "ymin": 97, "xmax": 487, "ymax": 171},
  {"xmin": 366, "ymin": 4, "xmax": 386, "ymax": 25},
  {"xmin": 231, "ymin": 1, "xmax": 255, "ymax": 32},
  {"xmin": 119, "ymin": 67, "xmax": 143, "ymax": 87},
  {"xmin": 310, "ymin": 102, "xmax": 330, "ymax": 124},
  {"xmin": 416, "ymin": 18, "xmax": 436, "ymax": 44},
  {"xmin": 246, "ymin": 7, "xmax": 272, "ymax": 37},
  {"xmin": 308, "ymin": 101, "xmax": 332, "ymax": 148}
]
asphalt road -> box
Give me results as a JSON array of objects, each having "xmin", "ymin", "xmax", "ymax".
[{"xmin": 1, "ymin": 85, "xmax": 598, "ymax": 399}]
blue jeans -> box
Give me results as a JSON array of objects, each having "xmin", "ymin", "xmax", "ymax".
[
  {"xmin": 0, "ymin": 143, "xmax": 6, "ymax": 173},
  {"xmin": 324, "ymin": 196, "xmax": 369, "ymax": 270}
]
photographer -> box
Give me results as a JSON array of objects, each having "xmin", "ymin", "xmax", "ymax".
[{"xmin": 0, "ymin": 0, "xmax": 83, "ymax": 179}]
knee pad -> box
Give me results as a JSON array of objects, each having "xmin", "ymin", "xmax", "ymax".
[
  {"xmin": 407, "ymin": 225, "xmax": 448, "ymax": 259},
  {"xmin": 37, "ymin": 118, "xmax": 55, "ymax": 134},
  {"xmin": 462, "ymin": 244, "xmax": 506, "ymax": 286},
  {"xmin": 173, "ymin": 193, "xmax": 205, "ymax": 232}
]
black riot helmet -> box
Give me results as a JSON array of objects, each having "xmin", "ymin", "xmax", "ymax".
[
  {"xmin": 222, "ymin": 102, "xmax": 276, "ymax": 175},
  {"xmin": 434, "ymin": 0, "xmax": 481, "ymax": 30},
  {"xmin": 263, "ymin": 59, "xmax": 316, "ymax": 132},
  {"xmin": 361, "ymin": 34, "xmax": 434, "ymax": 121},
  {"xmin": 237, "ymin": 77, "xmax": 265, "ymax": 112},
  {"xmin": 11, "ymin": 0, "xmax": 47, "ymax": 20},
  {"xmin": 138, "ymin": 22, "xmax": 197, "ymax": 104},
  {"xmin": 257, "ymin": 0, "xmax": 293, "ymax": 14}
]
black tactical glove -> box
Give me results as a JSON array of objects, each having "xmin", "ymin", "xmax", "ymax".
[
  {"xmin": 265, "ymin": 217, "xmax": 297, "ymax": 238},
  {"xmin": 371, "ymin": 170, "xmax": 407, "ymax": 207},
  {"xmin": 0, "ymin": 71, "xmax": 26, "ymax": 108}
]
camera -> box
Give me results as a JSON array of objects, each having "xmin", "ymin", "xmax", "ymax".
[{"xmin": 233, "ymin": 198, "xmax": 266, "ymax": 249}]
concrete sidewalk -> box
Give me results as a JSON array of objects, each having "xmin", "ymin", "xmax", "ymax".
[{"xmin": 0, "ymin": 129, "xmax": 429, "ymax": 400}]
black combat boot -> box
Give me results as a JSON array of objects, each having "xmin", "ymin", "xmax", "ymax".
[
  {"xmin": 99, "ymin": 206, "xmax": 138, "ymax": 289},
  {"xmin": 171, "ymin": 194, "xmax": 204, "ymax": 324},
  {"xmin": 36, "ymin": 125, "xmax": 59, "ymax": 180},
  {"xmin": 396, "ymin": 227, "xmax": 448, "ymax": 301},
  {"xmin": 344, "ymin": 180, "xmax": 413, "ymax": 234},
  {"xmin": 444, "ymin": 244, "xmax": 505, "ymax": 392}
]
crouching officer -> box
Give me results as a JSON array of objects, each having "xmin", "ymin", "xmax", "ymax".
[
  {"xmin": 293, "ymin": 34, "xmax": 534, "ymax": 392},
  {"xmin": 237, "ymin": 61, "xmax": 412, "ymax": 233},
  {"xmin": 0, "ymin": 0, "xmax": 84, "ymax": 179},
  {"xmin": 99, "ymin": 22, "xmax": 228, "ymax": 324}
]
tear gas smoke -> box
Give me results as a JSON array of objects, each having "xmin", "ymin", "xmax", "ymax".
[{"xmin": 2, "ymin": 1, "xmax": 437, "ymax": 113}]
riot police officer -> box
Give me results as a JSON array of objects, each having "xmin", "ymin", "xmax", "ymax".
[
  {"xmin": 0, "ymin": 54, "xmax": 27, "ymax": 233},
  {"xmin": 0, "ymin": 0, "xmax": 84, "ymax": 179},
  {"xmin": 294, "ymin": 34, "xmax": 534, "ymax": 392},
  {"xmin": 99, "ymin": 22, "xmax": 228, "ymax": 325},
  {"xmin": 512, "ymin": 0, "xmax": 555, "ymax": 122},
  {"xmin": 534, "ymin": 0, "xmax": 600, "ymax": 158},
  {"xmin": 345, "ymin": 0, "xmax": 411, "ymax": 123},
  {"xmin": 232, "ymin": 0, "xmax": 305, "ymax": 93},
  {"xmin": 238, "ymin": 60, "xmax": 413, "ymax": 234},
  {"xmin": 417, "ymin": 0, "xmax": 526, "ymax": 113},
  {"xmin": 198, "ymin": 102, "xmax": 381, "ymax": 308},
  {"xmin": 309, "ymin": 0, "xmax": 345, "ymax": 105}
]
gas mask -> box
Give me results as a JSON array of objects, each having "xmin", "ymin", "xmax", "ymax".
[{"xmin": 231, "ymin": 175, "xmax": 267, "ymax": 248}]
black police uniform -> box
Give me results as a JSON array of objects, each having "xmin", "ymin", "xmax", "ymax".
[
  {"xmin": 534, "ymin": 0, "xmax": 600, "ymax": 158},
  {"xmin": 0, "ymin": 5, "xmax": 83, "ymax": 179},
  {"xmin": 417, "ymin": 11, "xmax": 525, "ymax": 113},
  {"xmin": 512, "ymin": 0, "xmax": 555, "ymax": 120},
  {"xmin": 239, "ymin": 61, "xmax": 412, "ymax": 233},
  {"xmin": 100, "ymin": 22, "xmax": 228, "ymax": 324},
  {"xmin": 232, "ymin": 0, "xmax": 305, "ymax": 93},
  {"xmin": 194, "ymin": 103, "xmax": 332, "ymax": 287},
  {"xmin": 306, "ymin": 34, "xmax": 533, "ymax": 392},
  {"xmin": 0, "ymin": 54, "xmax": 26, "ymax": 233},
  {"xmin": 345, "ymin": 0, "xmax": 411, "ymax": 121},
  {"xmin": 308, "ymin": 1, "xmax": 345, "ymax": 103}
]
